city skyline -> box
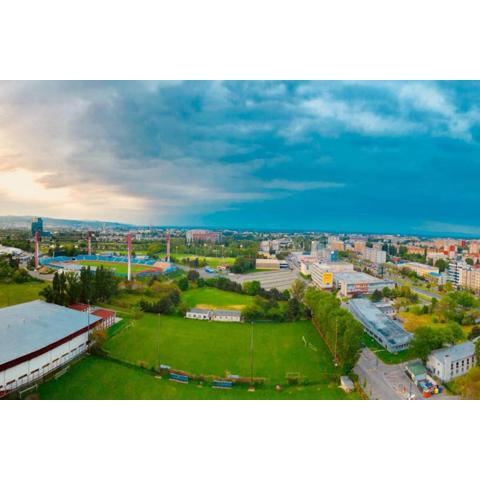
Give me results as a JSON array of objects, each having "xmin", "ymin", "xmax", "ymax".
[{"xmin": 2, "ymin": 81, "xmax": 480, "ymax": 235}]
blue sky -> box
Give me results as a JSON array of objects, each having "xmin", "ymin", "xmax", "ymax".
[{"xmin": 1, "ymin": 80, "xmax": 480, "ymax": 235}]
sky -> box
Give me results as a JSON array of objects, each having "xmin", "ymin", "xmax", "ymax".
[{"xmin": 1, "ymin": 80, "xmax": 480, "ymax": 235}]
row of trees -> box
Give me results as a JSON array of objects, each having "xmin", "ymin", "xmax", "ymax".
[
  {"xmin": 40, "ymin": 266, "xmax": 119, "ymax": 305},
  {"xmin": 303, "ymin": 288, "xmax": 363, "ymax": 374},
  {"xmin": 411, "ymin": 323, "xmax": 465, "ymax": 361}
]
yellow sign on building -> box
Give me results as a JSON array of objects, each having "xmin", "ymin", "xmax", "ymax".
[{"xmin": 322, "ymin": 272, "xmax": 333, "ymax": 285}]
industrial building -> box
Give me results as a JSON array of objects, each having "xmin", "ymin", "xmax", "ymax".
[
  {"xmin": 186, "ymin": 229, "xmax": 221, "ymax": 244},
  {"xmin": 334, "ymin": 271, "xmax": 395, "ymax": 297},
  {"xmin": 348, "ymin": 298, "xmax": 412, "ymax": 353},
  {"xmin": 427, "ymin": 341, "xmax": 476, "ymax": 382},
  {"xmin": 255, "ymin": 258, "xmax": 288, "ymax": 270},
  {"xmin": 0, "ymin": 300, "xmax": 115, "ymax": 396},
  {"xmin": 185, "ymin": 308, "xmax": 241, "ymax": 322},
  {"xmin": 311, "ymin": 262, "xmax": 354, "ymax": 289},
  {"xmin": 401, "ymin": 262, "xmax": 439, "ymax": 277}
]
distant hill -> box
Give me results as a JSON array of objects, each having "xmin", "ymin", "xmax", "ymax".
[{"xmin": 0, "ymin": 215, "xmax": 135, "ymax": 230}]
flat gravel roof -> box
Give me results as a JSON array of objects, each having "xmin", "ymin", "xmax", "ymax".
[{"xmin": 0, "ymin": 300, "xmax": 101, "ymax": 366}]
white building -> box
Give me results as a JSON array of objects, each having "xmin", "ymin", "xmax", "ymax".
[
  {"xmin": 0, "ymin": 300, "xmax": 115, "ymax": 396},
  {"xmin": 427, "ymin": 341, "xmax": 476, "ymax": 382},
  {"xmin": 186, "ymin": 308, "xmax": 241, "ymax": 322},
  {"xmin": 363, "ymin": 247, "xmax": 386, "ymax": 264},
  {"xmin": 334, "ymin": 271, "xmax": 395, "ymax": 297},
  {"xmin": 311, "ymin": 262, "xmax": 354, "ymax": 289}
]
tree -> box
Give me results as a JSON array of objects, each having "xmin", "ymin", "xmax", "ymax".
[
  {"xmin": 243, "ymin": 280, "xmax": 261, "ymax": 296},
  {"xmin": 286, "ymin": 297, "xmax": 303, "ymax": 322},
  {"xmin": 466, "ymin": 257, "xmax": 474, "ymax": 266},
  {"xmin": 411, "ymin": 327, "xmax": 444, "ymax": 361},
  {"xmin": 476, "ymin": 341, "xmax": 480, "ymax": 366},
  {"xmin": 370, "ymin": 289, "xmax": 382, "ymax": 302},
  {"xmin": 177, "ymin": 277, "xmax": 189, "ymax": 291},
  {"xmin": 187, "ymin": 269, "xmax": 200, "ymax": 282},
  {"xmin": 434, "ymin": 258, "xmax": 449, "ymax": 273},
  {"xmin": 290, "ymin": 279, "xmax": 306, "ymax": 302}
]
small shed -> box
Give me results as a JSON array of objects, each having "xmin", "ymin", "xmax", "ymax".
[{"xmin": 405, "ymin": 361, "xmax": 427, "ymax": 383}]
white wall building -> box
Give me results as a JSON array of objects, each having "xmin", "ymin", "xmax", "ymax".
[
  {"xmin": 427, "ymin": 341, "xmax": 476, "ymax": 382},
  {"xmin": 0, "ymin": 300, "xmax": 115, "ymax": 396},
  {"xmin": 186, "ymin": 308, "xmax": 241, "ymax": 322},
  {"xmin": 363, "ymin": 247, "xmax": 386, "ymax": 264}
]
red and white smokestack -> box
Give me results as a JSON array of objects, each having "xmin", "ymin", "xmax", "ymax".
[
  {"xmin": 126, "ymin": 232, "xmax": 132, "ymax": 281},
  {"xmin": 34, "ymin": 231, "xmax": 40, "ymax": 269},
  {"xmin": 87, "ymin": 230, "xmax": 92, "ymax": 256},
  {"xmin": 166, "ymin": 230, "xmax": 171, "ymax": 263}
]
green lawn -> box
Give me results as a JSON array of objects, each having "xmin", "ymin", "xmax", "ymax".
[
  {"xmin": 362, "ymin": 332, "xmax": 417, "ymax": 364},
  {"xmin": 103, "ymin": 314, "xmax": 336, "ymax": 385},
  {"xmin": 0, "ymin": 281, "xmax": 45, "ymax": 307},
  {"xmin": 181, "ymin": 287, "xmax": 254, "ymax": 310},
  {"xmin": 73, "ymin": 260, "xmax": 156, "ymax": 275},
  {"xmin": 38, "ymin": 356, "xmax": 357, "ymax": 400},
  {"xmin": 173, "ymin": 254, "xmax": 235, "ymax": 268}
]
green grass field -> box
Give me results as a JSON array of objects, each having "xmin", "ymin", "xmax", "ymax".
[
  {"xmin": 72, "ymin": 260, "xmax": 156, "ymax": 275},
  {"xmin": 173, "ymin": 254, "xmax": 235, "ymax": 268},
  {"xmin": 38, "ymin": 356, "xmax": 358, "ymax": 400},
  {"xmin": 0, "ymin": 281, "xmax": 45, "ymax": 307},
  {"xmin": 181, "ymin": 287, "xmax": 254, "ymax": 310},
  {"xmin": 104, "ymin": 314, "xmax": 335, "ymax": 385}
]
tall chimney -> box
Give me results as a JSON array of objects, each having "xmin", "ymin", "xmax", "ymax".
[
  {"xmin": 126, "ymin": 232, "xmax": 132, "ymax": 281},
  {"xmin": 166, "ymin": 230, "xmax": 171, "ymax": 263}
]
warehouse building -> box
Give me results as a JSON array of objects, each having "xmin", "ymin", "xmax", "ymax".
[
  {"xmin": 348, "ymin": 298, "xmax": 412, "ymax": 353},
  {"xmin": 427, "ymin": 341, "xmax": 476, "ymax": 382},
  {"xmin": 334, "ymin": 271, "xmax": 395, "ymax": 297},
  {"xmin": 0, "ymin": 300, "xmax": 115, "ymax": 396}
]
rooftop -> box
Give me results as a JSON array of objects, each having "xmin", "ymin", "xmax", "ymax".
[
  {"xmin": 188, "ymin": 308, "xmax": 241, "ymax": 316},
  {"xmin": 334, "ymin": 271, "xmax": 392, "ymax": 284},
  {"xmin": 0, "ymin": 300, "xmax": 102, "ymax": 367},
  {"xmin": 430, "ymin": 341, "xmax": 475, "ymax": 363},
  {"xmin": 349, "ymin": 298, "xmax": 412, "ymax": 348}
]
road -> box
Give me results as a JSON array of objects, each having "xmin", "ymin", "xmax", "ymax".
[
  {"xmin": 384, "ymin": 274, "xmax": 442, "ymax": 300},
  {"xmin": 355, "ymin": 348, "xmax": 409, "ymax": 400}
]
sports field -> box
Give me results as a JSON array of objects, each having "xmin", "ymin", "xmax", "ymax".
[
  {"xmin": 38, "ymin": 356, "xmax": 357, "ymax": 400},
  {"xmin": 104, "ymin": 314, "xmax": 335, "ymax": 385},
  {"xmin": 173, "ymin": 253, "xmax": 235, "ymax": 268},
  {"xmin": 182, "ymin": 287, "xmax": 254, "ymax": 310},
  {"xmin": 0, "ymin": 282, "xmax": 44, "ymax": 307},
  {"xmin": 72, "ymin": 260, "xmax": 157, "ymax": 275}
]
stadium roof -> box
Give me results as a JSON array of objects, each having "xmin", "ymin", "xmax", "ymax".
[
  {"xmin": 0, "ymin": 300, "xmax": 102, "ymax": 367},
  {"xmin": 349, "ymin": 298, "xmax": 412, "ymax": 348}
]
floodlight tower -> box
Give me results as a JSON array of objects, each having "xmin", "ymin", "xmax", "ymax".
[
  {"xmin": 166, "ymin": 230, "xmax": 171, "ymax": 263},
  {"xmin": 87, "ymin": 230, "xmax": 92, "ymax": 256},
  {"xmin": 126, "ymin": 232, "xmax": 132, "ymax": 281},
  {"xmin": 34, "ymin": 231, "xmax": 40, "ymax": 269}
]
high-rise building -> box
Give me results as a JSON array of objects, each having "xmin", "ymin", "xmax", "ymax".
[
  {"xmin": 363, "ymin": 247, "xmax": 386, "ymax": 264},
  {"xmin": 186, "ymin": 229, "xmax": 221, "ymax": 244},
  {"xmin": 31, "ymin": 217, "xmax": 43, "ymax": 237}
]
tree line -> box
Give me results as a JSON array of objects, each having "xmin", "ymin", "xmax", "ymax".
[{"xmin": 40, "ymin": 266, "xmax": 119, "ymax": 305}]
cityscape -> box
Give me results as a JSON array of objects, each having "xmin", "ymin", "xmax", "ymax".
[
  {"xmin": 1, "ymin": 80, "xmax": 480, "ymax": 401},
  {"xmin": 2, "ymin": 215, "xmax": 480, "ymax": 400}
]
